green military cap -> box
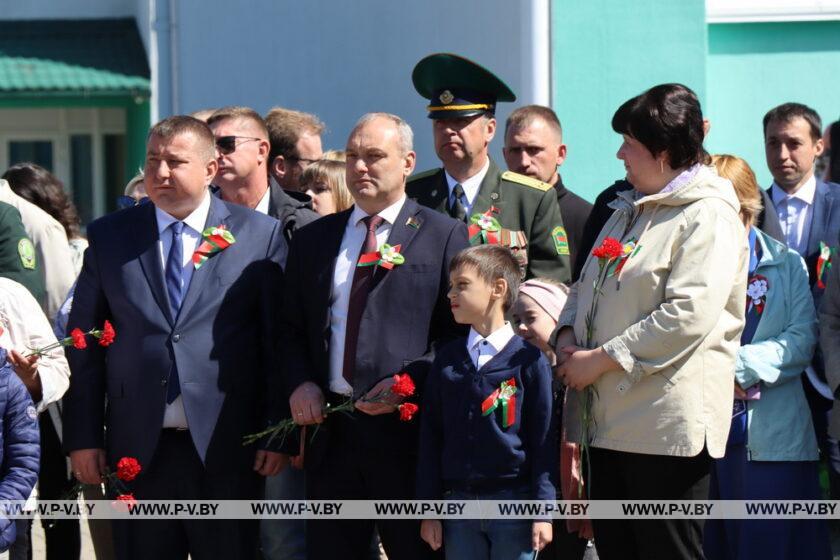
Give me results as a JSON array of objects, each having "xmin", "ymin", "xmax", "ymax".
[{"xmin": 412, "ymin": 53, "xmax": 516, "ymax": 119}]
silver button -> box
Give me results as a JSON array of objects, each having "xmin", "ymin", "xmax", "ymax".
[{"xmin": 173, "ymin": 334, "xmax": 181, "ymax": 343}]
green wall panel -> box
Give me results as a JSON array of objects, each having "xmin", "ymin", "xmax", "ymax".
[
  {"xmin": 705, "ymin": 21, "xmax": 840, "ymax": 189},
  {"xmin": 551, "ymin": 0, "xmax": 707, "ymax": 201}
]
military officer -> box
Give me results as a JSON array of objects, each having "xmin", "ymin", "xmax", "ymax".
[
  {"xmin": 406, "ymin": 53, "xmax": 571, "ymax": 283},
  {"xmin": 0, "ymin": 201, "xmax": 45, "ymax": 306}
]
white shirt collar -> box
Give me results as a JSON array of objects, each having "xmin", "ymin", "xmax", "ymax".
[
  {"xmin": 444, "ymin": 157, "xmax": 491, "ymax": 205},
  {"xmin": 255, "ymin": 185, "xmax": 271, "ymax": 215},
  {"xmin": 771, "ymin": 174, "xmax": 817, "ymax": 206},
  {"xmin": 349, "ymin": 195, "xmax": 407, "ymax": 228},
  {"xmin": 466, "ymin": 322, "xmax": 516, "ymax": 354},
  {"xmin": 155, "ymin": 190, "xmax": 212, "ymax": 236}
]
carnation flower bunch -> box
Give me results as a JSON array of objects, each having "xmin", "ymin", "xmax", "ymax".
[
  {"xmin": 243, "ymin": 373, "xmax": 420, "ymax": 447},
  {"xmin": 27, "ymin": 321, "xmax": 116, "ymax": 357}
]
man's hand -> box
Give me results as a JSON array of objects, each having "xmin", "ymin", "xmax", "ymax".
[
  {"xmin": 355, "ymin": 377, "xmax": 400, "ymax": 416},
  {"xmin": 553, "ymin": 327, "xmax": 577, "ymax": 367},
  {"xmin": 289, "ymin": 382, "xmax": 326, "ymax": 425},
  {"xmin": 532, "ymin": 520, "xmax": 553, "ymax": 551},
  {"xmin": 69, "ymin": 448, "xmax": 106, "ymax": 485},
  {"xmin": 8, "ymin": 350, "xmax": 42, "ymax": 402},
  {"xmin": 253, "ymin": 450, "xmax": 288, "ymax": 477},
  {"xmin": 420, "ymin": 519, "xmax": 442, "ymax": 550}
]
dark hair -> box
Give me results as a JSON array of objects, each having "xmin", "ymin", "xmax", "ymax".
[
  {"xmin": 829, "ymin": 120, "xmax": 840, "ymax": 184},
  {"xmin": 147, "ymin": 115, "xmax": 216, "ymax": 161},
  {"xmin": 449, "ymin": 245, "xmax": 521, "ymax": 311},
  {"xmin": 611, "ymin": 83, "xmax": 706, "ymax": 169},
  {"xmin": 2, "ymin": 163, "xmax": 82, "ymax": 239},
  {"xmin": 505, "ymin": 105, "xmax": 562, "ymax": 139},
  {"xmin": 763, "ymin": 102, "xmax": 822, "ymax": 143}
]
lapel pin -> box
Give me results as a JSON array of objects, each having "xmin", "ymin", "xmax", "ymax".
[
  {"xmin": 406, "ymin": 216, "xmax": 421, "ymax": 229},
  {"xmin": 430, "ymin": 190, "xmax": 438, "ymax": 197},
  {"xmin": 490, "ymin": 192, "xmax": 499, "ymax": 201}
]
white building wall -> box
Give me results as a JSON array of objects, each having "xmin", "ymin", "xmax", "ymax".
[{"xmin": 164, "ymin": 0, "xmax": 548, "ymax": 170}]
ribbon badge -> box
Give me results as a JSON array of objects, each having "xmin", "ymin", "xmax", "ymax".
[
  {"xmin": 468, "ymin": 206, "xmax": 502, "ymax": 245},
  {"xmin": 192, "ymin": 225, "xmax": 235, "ymax": 269},
  {"xmin": 746, "ymin": 274, "xmax": 769, "ymax": 314},
  {"xmin": 357, "ymin": 244, "xmax": 405, "ymax": 270},
  {"xmin": 608, "ymin": 239, "xmax": 641, "ymax": 278},
  {"xmin": 481, "ymin": 377, "xmax": 518, "ymax": 428},
  {"xmin": 817, "ymin": 241, "xmax": 836, "ymax": 289}
]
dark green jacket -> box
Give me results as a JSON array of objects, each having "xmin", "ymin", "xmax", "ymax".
[
  {"xmin": 406, "ymin": 159, "xmax": 571, "ymax": 282},
  {"xmin": 0, "ymin": 202, "xmax": 45, "ymax": 306}
]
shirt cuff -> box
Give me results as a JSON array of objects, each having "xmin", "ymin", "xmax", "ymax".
[{"xmin": 602, "ymin": 337, "xmax": 645, "ymax": 386}]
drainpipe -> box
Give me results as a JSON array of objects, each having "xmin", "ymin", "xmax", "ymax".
[{"xmin": 529, "ymin": 0, "xmax": 551, "ymax": 106}]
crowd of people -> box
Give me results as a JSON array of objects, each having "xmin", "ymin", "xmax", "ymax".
[{"xmin": 0, "ymin": 52, "xmax": 836, "ymax": 560}]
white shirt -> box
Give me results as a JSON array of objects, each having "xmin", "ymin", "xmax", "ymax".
[
  {"xmin": 154, "ymin": 191, "xmax": 212, "ymax": 428},
  {"xmin": 255, "ymin": 185, "xmax": 271, "ymax": 215},
  {"xmin": 771, "ymin": 175, "xmax": 817, "ymax": 256},
  {"xmin": 328, "ymin": 196, "xmax": 407, "ymax": 395},
  {"xmin": 466, "ymin": 322, "xmax": 516, "ymax": 370},
  {"xmin": 445, "ymin": 158, "xmax": 490, "ymax": 217}
]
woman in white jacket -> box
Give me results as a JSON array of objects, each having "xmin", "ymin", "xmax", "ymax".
[{"xmin": 554, "ymin": 84, "xmax": 747, "ymax": 560}]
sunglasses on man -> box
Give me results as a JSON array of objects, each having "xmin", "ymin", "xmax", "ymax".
[{"xmin": 215, "ymin": 135, "xmax": 263, "ymax": 155}]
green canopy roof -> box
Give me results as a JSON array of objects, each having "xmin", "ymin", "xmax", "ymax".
[{"xmin": 0, "ymin": 18, "xmax": 150, "ymax": 98}]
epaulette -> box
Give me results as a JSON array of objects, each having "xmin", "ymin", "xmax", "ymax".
[
  {"xmin": 501, "ymin": 171, "xmax": 553, "ymax": 192},
  {"xmin": 407, "ymin": 168, "xmax": 442, "ymax": 183}
]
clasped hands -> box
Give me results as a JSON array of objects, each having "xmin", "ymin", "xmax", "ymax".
[
  {"xmin": 553, "ymin": 327, "xmax": 620, "ymax": 390},
  {"xmin": 288, "ymin": 377, "xmax": 404, "ymax": 426}
]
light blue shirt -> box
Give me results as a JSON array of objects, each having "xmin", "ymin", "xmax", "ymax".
[{"xmin": 771, "ymin": 175, "xmax": 816, "ymax": 256}]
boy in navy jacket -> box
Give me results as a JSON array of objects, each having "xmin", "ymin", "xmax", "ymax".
[{"xmin": 417, "ymin": 245, "xmax": 555, "ymax": 558}]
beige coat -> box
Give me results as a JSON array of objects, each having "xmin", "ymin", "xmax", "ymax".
[{"xmin": 558, "ymin": 165, "xmax": 747, "ymax": 458}]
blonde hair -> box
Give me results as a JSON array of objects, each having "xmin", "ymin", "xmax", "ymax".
[
  {"xmin": 300, "ymin": 159, "xmax": 352, "ymax": 213},
  {"xmin": 712, "ymin": 154, "xmax": 763, "ymax": 226},
  {"xmin": 322, "ymin": 150, "xmax": 346, "ymax": 162}
]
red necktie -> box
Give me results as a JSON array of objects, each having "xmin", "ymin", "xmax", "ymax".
[{"xmin": 342, "ymin": 214, "xmax": 384, "ymax": 387}]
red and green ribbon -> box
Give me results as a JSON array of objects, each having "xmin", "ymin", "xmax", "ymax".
[
  {"xmin": 481, "ymin": 377, "xmax": 518, "ymax": 428},
  {"xmin": 609, "ymin": 239, "xmax": 641, "ymax": 277},
  {"xmin": 357, "ymin": 243, "xmax": 405, "ymax": 270},
  {"xmin": 468, "ymin": 206, "xmax": 502, "ymax": 245},
  {"xmin": 817, "ymin": 241, "xmax": 835, "ymax": 289},
  {"xmin": 192, "ymin": 225, "xmax": 235, "ymax": 269}
]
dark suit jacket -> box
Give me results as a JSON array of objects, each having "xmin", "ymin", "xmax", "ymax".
[
  {"xmin": 63, "ymin": 195, "xmax": 288, "ymax": 475},
  {"xmin": 282, "ymin": 198, "xmax": 469, "ymax": 466},
  {"xmin": 267, "ymin": 181, "xmax": 319, "ymax": 242},
  {"xmin": 553, "ymin": 177, "xmax": 592, "ymax": 271}
]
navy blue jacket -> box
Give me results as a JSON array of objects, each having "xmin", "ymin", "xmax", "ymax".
[
  {"xmin": 282, "ymin": 198, "xmax": 469, "ymax": 465},
  {"xmin": 417, "ymin": 336, "xmax": 556, "ymax": 502},
  {"xmin": 0, "ymin": 349, "xmax": 40, "ymax": 551},
  {"xmin": 63, "ymin": 195, "xmax": 288, "ymax": 474}
]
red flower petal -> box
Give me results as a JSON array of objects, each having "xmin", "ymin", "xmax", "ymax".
[
  {"xmin": 116, "ymin": 456, "xmax": 142, "ymax": 482},
  {"xmin": 70, "ymin": 328, "xmax": 87, "ymax": 350},
  {"xmin": 391, "ymin": 373, "xmax": 416, "ymax": 397},
  {"xmin": 98, "ymin": 320, "xmax": 116, "ymax": 347},
  {"xmin": 398, "ymin": 402, "xmax": 419, "ymax": 422}
]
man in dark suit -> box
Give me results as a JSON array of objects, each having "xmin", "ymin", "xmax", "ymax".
[
  {"xmin": 502, "ymin": 105, "xmax": 592, "ymax": 271},
  {"xmin": 284, "ymin": 112, "xmax": 469, "ymax": 560},
  {"xmin": 64, "ymin": 116, "xmax": 288, "ymax": 559},
  {"xmin": 406, "ymin": 53, "xmax": 570, "ymax": 283},
  {"xmin": 764, "ymin": 102, "xmax": 840, "ymax": 498}
]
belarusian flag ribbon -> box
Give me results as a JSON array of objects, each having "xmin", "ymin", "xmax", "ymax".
[
  {"xmin": 468, "ymin": 207, "xmax": 502, "ymax": 245},
  {"xmin": 817, "ymin": 241, "xmax": 835, "ymax": 289},
  {"xmin": 481, "ymin": 377, "xmax": 518, "ymax": 428},
  {"xmin": 357, "ymin": 244, "xmax": 405, "ymax": 270},
  {"xmin": 192, "ymin": 225, "xmax": 235, "ymax": 269}
]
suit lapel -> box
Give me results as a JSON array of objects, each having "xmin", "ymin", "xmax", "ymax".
[
  {"xmin": 428, "ymin": 170, "xmax": 450, "ymax": 214},
  {"xmin": 177, "ymin": 196, "xmax": 232, "ymax": 323},
  {"xmin": 471, "ymin": 159, "xmax": 502, "ymax": 217},
  {"xmin": 370, "ymin": 199, "xmax": 423, "ymax": 291},
  {"xmin": 808, "ymin": 180, "xmax": 833, "ymax": 256},
  {"xmin": 137, "ymin": 203, "xmax": 175, "ymax": 327}
]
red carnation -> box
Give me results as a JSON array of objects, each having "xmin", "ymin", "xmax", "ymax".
[
  {"xmin": 113, "ymin": 493, "xmax": 137, "ymax": 511},
  {"xmin": 592, "ymin": 237, "xmax": 623, "ymax": 260},
  {"xmin": 391, "ymin": 373, "xmax": 416, "ymax": 397},
  {"xmin": 70, "ymin": 328, "xmax": 87, "ymax": 350},
  {"xmin": 98, "ymin": 321, "xmax": 116, "ymax": 347},
  {"xmin": 116, "ymin": 456, "xmax": 142, "ymax": 482},
  {"xmin": 398, "ymin": 402, "xmax": 419, "ymax": 422}
]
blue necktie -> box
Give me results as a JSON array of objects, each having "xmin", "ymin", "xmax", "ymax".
[{"xmin": 165, "ymin": 221, "xmax": 184, "ymax": 403}]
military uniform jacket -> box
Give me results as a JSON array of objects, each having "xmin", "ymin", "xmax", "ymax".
[{"xmin": 407, "ymin": 159, "xmax": 570, "ymax": 282}]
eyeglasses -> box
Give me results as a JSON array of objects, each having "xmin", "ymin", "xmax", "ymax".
[
  {"xmin": 286, "ymin": 156, "xmax": 320, "ymax": 167},
  {"xmin": 215, "ymin": 136, "xmax": 263, "ymax": 155},
  {"xmin": 116, "ymin": 195, "xmax": 150, "ymax": 210}
]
